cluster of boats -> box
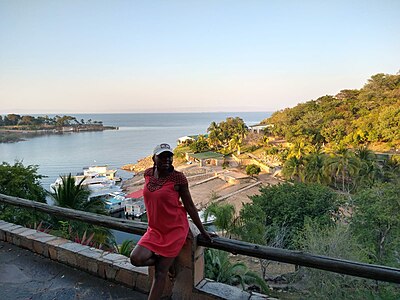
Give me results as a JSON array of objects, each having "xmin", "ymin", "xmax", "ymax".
[
  {"xmin": 50, "ymin": 165, "xmax": 216, "ymax": 224},
  {"xmin": 50, "ymin": 166, "xmax": 146, "ymax": 218}
]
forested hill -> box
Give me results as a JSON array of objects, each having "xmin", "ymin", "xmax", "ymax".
[{"xmin": 262, "ymin": 73, "xmax": 400, "ymax": 150}]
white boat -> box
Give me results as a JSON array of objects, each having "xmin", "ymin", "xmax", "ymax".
[
  {"xmin": 50, "ymin": 165, "xmax": 120, "ymax": 192},
  {"xmin": 196, "ymin": 210, "xmax": 216, "ymax": 225},
  {"xmin": 102, "ymin": 191, "xmax": 127, "ymax": 213}
]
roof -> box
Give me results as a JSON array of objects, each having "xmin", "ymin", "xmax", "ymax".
[
  {"xmin": 189, "ymin": 151, "xmax": 224, "ymax": 160},
  {"xmin": 126, "ymin": 189, "xmax": 143, "ymax": 199}
]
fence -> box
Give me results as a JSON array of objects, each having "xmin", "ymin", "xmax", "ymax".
[{"xmin": 1, "ymin": 193, "xmax": 400, "ymax": 298}]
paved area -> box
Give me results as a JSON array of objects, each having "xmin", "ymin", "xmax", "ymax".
[{"xmin": 0, "ymin": 240, "xmax": 147, "ymax": 300}]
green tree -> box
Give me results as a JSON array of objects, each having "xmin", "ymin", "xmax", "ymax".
[
  {"xmin": 303, "ymin": 152, "xmax": 329, "ymax": 184},
  {"xmin": 282, "ymin": 156, "xmax": 304, "ymax": 182},
  {"xmin": 245, "ymin": 183, "xmax": 339, "ymax": 248},
  {"xmin": 49, "ymin": 174, "xmax": 111, "ymax": 247},
  {"xmin": 0, "ymin": 161, "xmax": 47, "ymax": 226},
  {"xmin": 353, "ymin": 146, "xmax": 380, "ymax": 189},
  {"xmin": 207, "ymin": 117, "xmax": 248, "ymax": 152},
  {"xmin": 189, "ymin": 135, "xmax": 210, "ymax": 153},
  {"xmin": 326, "ymin": 147, "xmax": 360, "ymax": 193},
  {"xmin": 205, "ymin": 202, "xmax": 236, "ymax": 237},
  {"xmin": 351, "ymin": 183, "xmax": 400, "ymax": 266},
  {"xmin": 245, "ymin": 164, "xmax": 261, "ymax": 177}
]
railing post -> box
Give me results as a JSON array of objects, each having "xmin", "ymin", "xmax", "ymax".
[{"xmin": 171, "ymin": 222, "xmax": 204, "ymax": 299}]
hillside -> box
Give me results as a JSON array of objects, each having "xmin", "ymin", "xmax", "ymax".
[{"xmin": 261, "ymin": 73, "xmax": 400, "ymax": 151}]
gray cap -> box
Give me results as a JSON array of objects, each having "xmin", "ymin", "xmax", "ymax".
[{"xmin": 153, "ymin": 143, "xmax": 174, "ymax": 156}]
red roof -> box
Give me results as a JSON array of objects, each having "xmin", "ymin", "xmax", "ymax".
[{"xmin": 126, "ymin": 189, "xmax": 143, "ymax": 199}]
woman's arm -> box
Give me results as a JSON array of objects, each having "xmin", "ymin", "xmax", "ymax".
[{"xmin": 179, "ymin": 183, "xmax": 214, "ymax": 240}]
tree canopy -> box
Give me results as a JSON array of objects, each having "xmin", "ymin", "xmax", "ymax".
[
  {"xmin": 240, "ymin": 183, "xmax": 340, "ymax": 248},
  {"xmin": 262, "ymin": 73, "xmax": 400, "ymax": 149}
]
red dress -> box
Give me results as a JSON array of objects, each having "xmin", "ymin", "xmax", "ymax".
[{"xmin": 138, "ymin": 168, "xmax": 189, "ymax": 257}]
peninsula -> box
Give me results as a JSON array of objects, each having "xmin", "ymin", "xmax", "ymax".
[{"xmin": 0, "ymin": 114, "xmax": 118, "ymax": 143}]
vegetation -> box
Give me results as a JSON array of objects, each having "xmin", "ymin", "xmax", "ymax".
[
  {"xmin": 204, "ymin": 202, "xmax": 236, "ymax": 237},
  {"xmin": 0, "ymin": 114, "xmax": 115, "ymax": 143},
  {"xmin": 207, "ymin": 117, "xmax": 248, "ymax": 154},
  {"xmin": 0, "ymin": 161, "xmax": 48, "ymax": 226},
  {"xmin": 239, "ymin": 183, "xmax": 340, "ymax": 248},
  {"xmin": 48, "ymin": 174, "xmax": 112, "ymax": 248},
  {"xmin": 262, "ymin": 73, "xmax": 400, "ymax": 150},
  {"xmin": 0, "ymin": 114, "xmax": 104, "ymax": 127},
  {"xmin": 351, "ymin": 182, "xmax": 400, "ymax": 266},
  {"xmin": 205, "ymin": 248, "xmax": 269, "ymax": 294},
  {"xmin": 245, "ymin": 164, "xmax": 261, "ymax": 177}
]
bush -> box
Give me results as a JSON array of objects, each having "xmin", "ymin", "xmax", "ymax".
[{"xmin": 246, "ymin": 164, "xmax": 261, "ymax": 177}]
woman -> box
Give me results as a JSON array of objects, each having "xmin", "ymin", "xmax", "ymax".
[{"xmin": 130, "ymin": 143, "xmax": 215, "ymax": 300}]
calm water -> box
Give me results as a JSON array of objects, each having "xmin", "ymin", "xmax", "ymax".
[{"xmin": 0, "ymin": 112, "xmax": 271, "ymax": 242}]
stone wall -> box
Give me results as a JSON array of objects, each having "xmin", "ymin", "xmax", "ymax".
[{"xmin": 0, "ymin": 220, "xmax": 274, "ymax": 300}]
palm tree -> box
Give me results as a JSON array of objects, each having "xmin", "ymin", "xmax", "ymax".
[
  {"xmin": 49, "ymin": 174, "xmax": 111, "ymax": 247},
  {"xmin": 327, "ymin": 148, "xmax": 360, "ymax": 193},
  {"xmin": 354, "ymin": 146, "xmax": 379, "ymax": 189},
  {"xmin": 229, "ymin": 134, "xmax": 243, "ymax": 155},
  {"xmin": 50, "ymin": 174, "xmax": 107, "ymax": 214},
  {"xmin": 205, "ymin": 249, "xmax": 269, "ymax": 294},
  {"xmin": 207, "ymin": 121, "xmax": 221, "ymax": 149},
  {"xmin": 304, "ymin": 152, "xmax": 329, "ymax": 184},
  {"xmin": 381, "ymin": 157, "xmax": 400, "ymax": 184},
  {"xmin": 205, "ymin": 202, "xmax": 236, "ymax": 237},
  {"xmin": 282, "ymin": 156, "xmax": 305, "ymax": 182},
  {"xmin": 289, "ymin": 140, "xmax": 311, "ymax": 160}
]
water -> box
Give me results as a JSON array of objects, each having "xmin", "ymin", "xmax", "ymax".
[{"xmin": 0, "ymin": 112, "xmax": 271, "ymax": 242}]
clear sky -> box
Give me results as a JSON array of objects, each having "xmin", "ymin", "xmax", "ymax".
[{"xmin": 0, "ymin": 1, "xmax": 399, "ymax": 114}]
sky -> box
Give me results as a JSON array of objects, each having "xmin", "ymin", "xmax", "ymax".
[{"xmin": 0, "ymin": 1, "xmax": 399, "ymax": 114}]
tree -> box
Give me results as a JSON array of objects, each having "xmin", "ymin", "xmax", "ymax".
[
  {"xmin": 204, "ymin": 202, "xmax": 236, "ymax": 237},
  {"xmin": 326, "ymin": 147, "xmax": 360, "ymax": 193},
  {"xmin": 351, "ymin": 183, "xmax": 400, "ymax": 266},
  {"xmin": 49, "ymin": 174, "xmax": 106, "ymax": 214},
  {"xmin": 295, "ymin": 221, "xmax": 382, "ymax": 299},
  {"xmin": 303, "ymin": 152, "xmax": 329, "ymax": 184},
  {"xmin": 49, "ymin": 174, "xmax": 111, "ymax": 247},
  {"xmin": 189, "ymin": 135, "xmax": 210, "ymax": 153},
  {"xmin": 207, "ymin": 117, "xmax": 248, "ymax": 152},
  {"xmin": 353, "ymin": 146, "xmax": 380, "ymax": 189},
  {"xmin": 282, "ymin": 156, "xmax": 304, "ymax": 182},
  {"xmin": 245, "ymin": 164, "xmax": 261, "ymax": 177},
  {"xmin": 0, "ymin": 161, "xmax": 47, "ymax": 226},
  {"xmin": 244, "ymin": 183, "xmax": 339, "ymax": 248}
]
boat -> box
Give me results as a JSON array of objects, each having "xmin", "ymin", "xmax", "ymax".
[
  {"xmin": 50, "ymin": 165, "xmax": 121, "ymax": 192},
  {"xmin": 196, "ymin": 209, "xmax": 216, "ymax": 225},
  {"xmin": 102, "ymin": 191, "xmax": 127, "ymax": 213}
]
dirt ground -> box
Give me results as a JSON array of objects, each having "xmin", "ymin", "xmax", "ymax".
[{"xmin": 121, "ymin": 162, "xmax": 283, "ymax": 214}]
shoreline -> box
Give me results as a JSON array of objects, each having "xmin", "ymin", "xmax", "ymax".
[{"xmin": 0, "ymin": 125, "xmax": 118, "ymax": 143}]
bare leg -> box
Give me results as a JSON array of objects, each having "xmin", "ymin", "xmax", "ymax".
[
  {"xmin": 148, "ymin": 256, "xmax": 175, "ymax": 300},
  {"xmin": 130, "ymin": 244, "xmax": 156, "ymax": 266}
]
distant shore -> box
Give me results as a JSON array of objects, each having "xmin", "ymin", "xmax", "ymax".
[{"xmin": 0, "ymin": 125, "xmax": 118, "ymax": 143}]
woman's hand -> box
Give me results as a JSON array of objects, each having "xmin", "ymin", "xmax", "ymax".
[{"xmin": 200, "ymin": 230, "xmax": 218, "ymax": 243}]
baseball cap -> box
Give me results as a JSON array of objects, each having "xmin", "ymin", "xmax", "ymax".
[{"xmin": 153, "ymin": 143, "xmax": 174, "ymax": 156}]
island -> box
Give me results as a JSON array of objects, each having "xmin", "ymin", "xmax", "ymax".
[{"xmin": 0, "ymin": 114, "xmax": 118, "ymax": 143}]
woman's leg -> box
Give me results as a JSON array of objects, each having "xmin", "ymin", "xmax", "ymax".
[
  {"xmin": 130, "ymin": 244, "xmax": 156, "ymax": 266},
  {"xmin": 148, "ymin": 256, "xmax": 175, "ymax": 300}
]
